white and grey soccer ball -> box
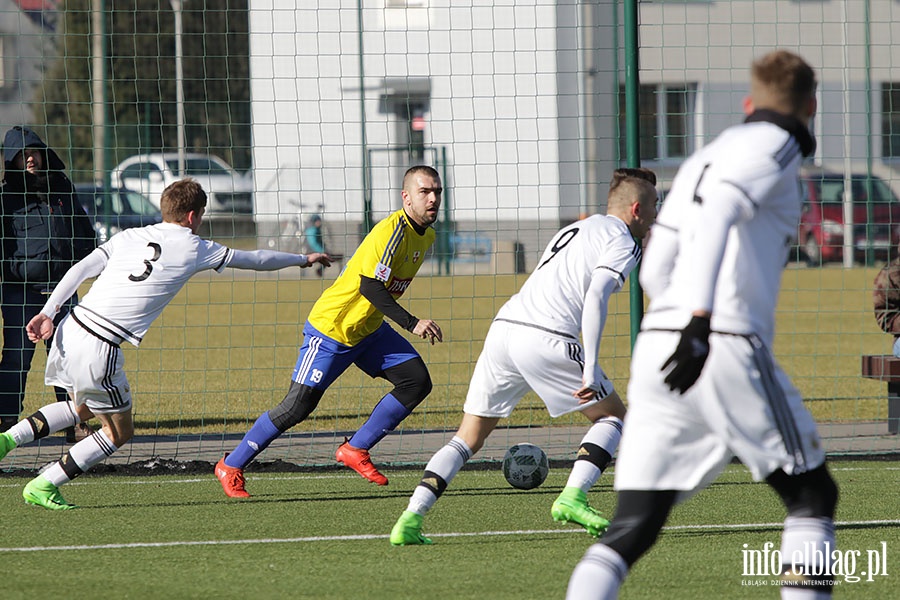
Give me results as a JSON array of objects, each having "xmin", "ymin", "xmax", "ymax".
[{"xmin": 502, "ymin": 443, "xmax": 549, "ymax": 490}]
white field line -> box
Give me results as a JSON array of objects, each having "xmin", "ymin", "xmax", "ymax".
[
  {"xmin": 1, "ymin": 519, "xmax": 899, "ymax": 554},
  {"xmin": 1, "ymin": 463, "xmax": 897, "ymax": 489},
  {"xmin": 1, "ymin": 465, "xmax": 897, "ymax": 553}
]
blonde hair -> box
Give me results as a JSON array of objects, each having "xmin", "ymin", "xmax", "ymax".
[{"xmin": 750, "ymin": 50, "xmax": 817, "ymax": 116}]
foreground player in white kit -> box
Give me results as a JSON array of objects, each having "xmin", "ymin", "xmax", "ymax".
[
  {"xmin": 568, "ymin": 51, "xmax": 838, "ymax": 600},
  {"xmin": 389, "ymin": 169, "xmax": 658, "ymax": 545},
  {"xmin": 0, "ymin": 179, "xmax": 331, "ymax": 510}
]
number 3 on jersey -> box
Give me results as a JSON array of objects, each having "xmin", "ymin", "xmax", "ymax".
[
  {"xmin": 129, "ymin": 242, "xmax": 162, "ymax": 282},
  {"xmin": 538, "ymin": 227, "xmax": 579, "ymax": 269}
]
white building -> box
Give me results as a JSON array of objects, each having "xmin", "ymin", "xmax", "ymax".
[
  {"xmin": 248, "ymin": 0, "xmax": 900, "ymax": 268},
  {"xmin": 0, "ymin": 1, "xmax": 58, "ymax": 136}
]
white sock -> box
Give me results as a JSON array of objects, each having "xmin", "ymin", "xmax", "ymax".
[
  {"xmin": 567, "ymin": 543, "xmax": 628, "ymax": 600},
  {"xmin": 42, "ymin": 429, "xmax": 118, "ymax": 487},
  {"xmin": 9, "ymin": 400, "xmax": 79, "ymax": 446},
  {"xmin": 565, "ymin": 416, "xmax": 623, "ymax": 492},
  {"xmin": 408, "ymin": 436, "xmax": 472, "ymax": 515},
  {"xmin": 780, "ymin": 516, "xmax": 836, "ymax": 599}
]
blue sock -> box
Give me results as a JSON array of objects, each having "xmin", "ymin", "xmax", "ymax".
[
  {"xmin": 348, "ymin": 393, "xmax": 411, "ymax": 450},
  {"xmin": 225, "ymin": 412, "xmax": 281, "ymax": 469}
]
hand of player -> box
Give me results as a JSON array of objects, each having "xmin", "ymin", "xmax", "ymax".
[
  {"xmin": 661, "ymin": 315, "xmax": 711, "ymax": 394},
  {"xmin": 26, "ymin": 313, "xmax": 54, "ymax": 343},
  {"xmin": 412, "ymin": 319, "xmax": 443, "ymax": 345},
  {"xmin": 573, "ymin": 385, "xmax": 599, "ymax": 404},
  {"xmin": 305, "ymin": 253, "xmax": 333, "ymax": 268}
]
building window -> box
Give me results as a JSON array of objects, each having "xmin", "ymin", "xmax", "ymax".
[
  {"xmin": 385, "ymin": 0, "xmax": 426, "ymax": 7},
  {"xmin": 882, "ymin": 82, "xmax": 900, "ymax": 158},
  {"xmin": 619, "ymin": 83, "xmax": 697, "ymax": 162},
  {"xmin": 0, "ymin": 36, "xmax": 9, "ymax": 88}
]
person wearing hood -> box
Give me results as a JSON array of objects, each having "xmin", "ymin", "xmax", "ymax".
[{"xmin": 0, "ymin": 126, "xmax": 96, "ymax": 438}]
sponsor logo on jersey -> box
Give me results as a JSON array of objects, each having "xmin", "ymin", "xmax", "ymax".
[
  {"xmin": 374, "ymin": 262, "xmax": 391, "ymax": 282},
  {"xmin": 387, "ymin": 277, "xmax": 412, "ymax": 295}
]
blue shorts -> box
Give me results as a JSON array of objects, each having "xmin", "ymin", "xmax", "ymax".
[{"xmin": 291, "ymin": 321, "xmax": 421, "ymax": 389}]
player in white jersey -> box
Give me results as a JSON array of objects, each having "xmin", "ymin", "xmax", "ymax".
[
  {"xmin": 0, "ymin": 179, "xmax": 332, "ymax": 510},
  {"xmin": 568, "ymin": 51, "xmax": 839, "ymax": 600},
  {"xmin": 389, "ymin": 169, "xmax": 658, "ymax": 545}
]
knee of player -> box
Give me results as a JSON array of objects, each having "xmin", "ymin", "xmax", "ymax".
[
  {"xmin": 416, "ymin": 374, "xmax": 433, "ymax": 399},
  {"xmin": 601, "ymin": 392, "xmax": 627, "ymax": 420},
  {"xmin": 387, "ymin": 359, "xmax": 433, "ymax": 407},
  {"xmin": 269, "ymin": 382, "xmax": 323, "ymax": 431},
  {"xmin": 602, "ymin": 490, "xmax": 678, "ymax": 567},
  {"xmin": 767, "ymin": 464, "xmax": 838, "ymax": 519},
  {"xmin": 105, "ymin": 422, "xmax": 134, "ymax": 447}
]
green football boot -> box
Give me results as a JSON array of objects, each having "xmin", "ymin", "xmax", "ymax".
[
  {"xmin": 390, "ymin": 510, "xmax": 433, "ymax": 546},
  {"xmin": 0, "ymin": 432, "xmax": 16, "ymax": 462},
  {"xmin": 23, "ymin": 476, "xmax": 76, "ymax": 511},
  {"xmin": 551, "ymin": 487, "xmax": 610, "ymax": 537}
]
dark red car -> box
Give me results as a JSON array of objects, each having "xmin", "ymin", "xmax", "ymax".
[{"xmin": 798, "ymin": 170, "xmax": 900, "ymax": 264}]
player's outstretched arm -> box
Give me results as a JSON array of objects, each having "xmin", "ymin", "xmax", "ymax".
[
  {"xmin": 26, "ymin": 313, "xmax": 54, "ymax": 343},
  {"xmin": 227, "ymin": 248, "xmax": 332, "ymax": 271},
  {"xmin": 304, "ymin": 252, "xmax": 333, "ymax": 268}
]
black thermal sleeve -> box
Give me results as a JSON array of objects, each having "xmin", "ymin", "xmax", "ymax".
[{"xmin": 358, "ymin": 275, "xmax": 419, "ymax": 332}]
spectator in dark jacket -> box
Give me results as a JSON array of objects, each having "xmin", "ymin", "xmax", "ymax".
[
  {"xmin": 874, "ymin": 256, "xmax": 900, "ymax": 357},
  {"xmin": 0, "ymin": 126, "xmax": 96, "ymax": 437}
]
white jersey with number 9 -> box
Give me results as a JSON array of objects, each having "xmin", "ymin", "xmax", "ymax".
[{"xmin": 495, "ymin": 214, "xmax": 641, "ymax": 340}]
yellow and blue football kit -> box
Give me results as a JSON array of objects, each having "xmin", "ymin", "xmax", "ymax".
[
  {"xmin": 222, "ymin": 208, "xmax": 438, "ymax": 478},
  {"xmin": 308, "ymin": 208, "xmax": 434, "ymax": 346}
]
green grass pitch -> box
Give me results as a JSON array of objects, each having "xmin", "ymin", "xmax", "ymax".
[
  {"xmin": 0, "ymin": 461, "xmax": 896, "ymax": 598},
  {"xmin": 5, "ymin": 264, "xmax": 898, "ymax": 597},
  {"xmin": 18, "ymin": 264, "xmax": 895, "ymax": 437}
]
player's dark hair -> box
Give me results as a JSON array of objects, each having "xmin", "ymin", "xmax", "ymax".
[
  {"xmin": 402, "ymin": 165, "xmax": 441, "ymax": 189},
  {"xmin": 610, "ymin": 167, "xmax": 657, "ymax": 191},
  {"xmin": 161, "ymin": 178, "xmax": 207, "ymax": 223}
]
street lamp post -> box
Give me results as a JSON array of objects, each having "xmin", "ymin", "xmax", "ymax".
[{"xmin": 170, "ymin": 0, "xmax": 186, "ymax": 176}]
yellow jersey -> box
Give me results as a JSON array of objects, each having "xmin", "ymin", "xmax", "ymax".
[{"xmin": 307, "ymin": 209, "xmax": 435, "ymax": 346}]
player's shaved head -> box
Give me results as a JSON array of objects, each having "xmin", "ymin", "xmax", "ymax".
[
  {"xmin": 607, "ymin": 174, "xmax": 657, "ymax": 213},
  {"xmin": 610, "ymin": 167, "xmax": 657, "ymax": 191},
  {"xmin": 161, "ymin": 179, "xmax": 207, "ymax": 223},
  {"xmin": 606, "ymin": 170, "xmax": 659, "ymax": 240},
  {"xmin": 402, "ymin": 165, "xmax": 441, "ymax": 191}
]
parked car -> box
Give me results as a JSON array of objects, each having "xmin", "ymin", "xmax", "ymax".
[
  {"xmin": 798, "ymin": 169, "xmax": 900, "ymax": 264},
  {"xmin": 109, "ymin": 153, "xmax": 253, "ymax": 214},
  {"xmin": 75, "ymin": 184, "xmax": 163, "ymax": 243}
]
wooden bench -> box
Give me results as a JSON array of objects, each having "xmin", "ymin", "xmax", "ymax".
[{"xmin": 860, "ymin": 355, "xmax": 900, "ymax": 435}]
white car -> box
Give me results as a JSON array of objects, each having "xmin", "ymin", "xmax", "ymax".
[{"xmin": 110, "ymin": 153, "xmax": 253, "ymax": 214}]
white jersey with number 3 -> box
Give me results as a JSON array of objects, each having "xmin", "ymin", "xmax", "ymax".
[
  {"xmin": 74, "ymin": 222, "xmax": 234, "ymax": 346},
  {"xmin": 495, "ymin": 214, "xmax": 641, "ymax": 340}
]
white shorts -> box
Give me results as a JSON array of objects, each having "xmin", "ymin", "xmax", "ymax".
[
  {"xmin": 615, "ymin": 330, "xmax": 825, "ymax": 500},
  {"xmin": 45, "ymin": 314, "xmax": 133, "ymax": 414},
  {"xmin": 463, "ymin": 319, "xmax": 614, "ymax": 419}
]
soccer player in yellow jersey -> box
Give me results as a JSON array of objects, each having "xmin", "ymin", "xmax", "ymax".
[{"xmin": 216, "ymin": 165, "xmax": 444, "ymax": 496}]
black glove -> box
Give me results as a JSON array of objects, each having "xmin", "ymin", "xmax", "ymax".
[{"xmin": 661, "ymin": 316, "xmax": 711, "ymax": 394}]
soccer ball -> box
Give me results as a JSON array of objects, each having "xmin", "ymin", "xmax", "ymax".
[{"xmin": 502, "ymin": 443, "xmax": 549, "ymax": 490}]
